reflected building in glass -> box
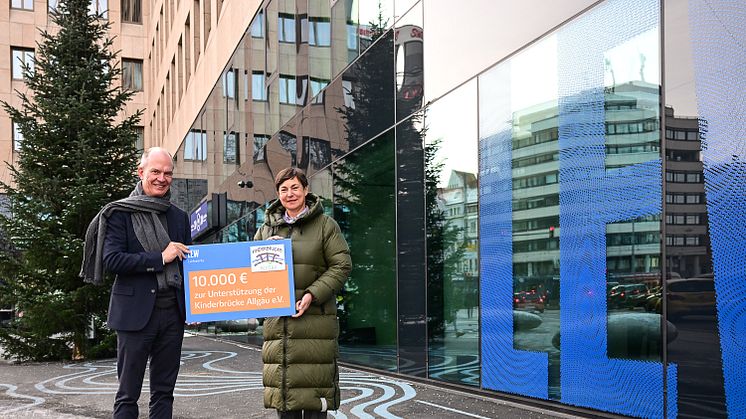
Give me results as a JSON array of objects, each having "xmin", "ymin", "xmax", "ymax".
[{"xmin": 137, "ymin": 0, "xmax": 746, "ymax": 417}]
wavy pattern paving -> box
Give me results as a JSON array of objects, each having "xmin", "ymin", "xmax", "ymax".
[{"xmin": 1, "ymin": 350, "xmax": 419, "ymax": 419}]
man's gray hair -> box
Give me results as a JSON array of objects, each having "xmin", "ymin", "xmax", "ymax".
[{"xmin": 139, "ymin": 147, "xmax": 174, "ymax": 169}]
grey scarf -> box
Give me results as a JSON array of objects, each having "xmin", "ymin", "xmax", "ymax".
[{"xmin": 80, "ymin": 181, "xmax": 182, "ymax": 290}]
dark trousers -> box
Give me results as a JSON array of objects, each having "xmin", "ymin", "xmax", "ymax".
[
  {"xmin": 277, "ymin": 411, "xmax": 327, "ymax": 419},
  {"xmin": 113, "ymin": 305, "xmax": 184, "ymax": 419}
]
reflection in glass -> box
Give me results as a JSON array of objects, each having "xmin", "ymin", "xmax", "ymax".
[
  {"xmin": 309, "ymin": 17, "xmax": 331, "ymax": 46},
  {"xmin": 278, "ymin": 13, "xmax": 296, "ymax": 43},
  {"xmin": 251, "ymin": 10, "xmax": 264, "ymax": 38},
  {"xmin": 331, "ymin": 0, "xmax": 358, "ymax": 75},
  {"xmin": 358, "ymin": 0, "xmax": 393, "ymax": 52},
  {"xmin": 339, "ymin": 29, "xmax": 394, "ymax": 149},
  {"xmin": 252, "ymin": 72, "xmax": 267, "ymax": 101},
  {"xmin": 395, "ymin": 2, "xmax": 423, "ymax": 122},
  {"xmin": 278, "ymin": 75, "xmax": 298, "ymax": 104},
  {"xmin": 663, "ymin": 1, "xmax": 726, "ymax": 416},
  {"xmin": 223, "ymin": 131, "xmax": 239, "ymax": 164},
  {"xmin": 425, "ymin": 80, "xmax": 479, "ymax": 386},
  {"xmin": 334, "ymin": 132, "xmax": 397, "ymax": 371},
  {"xmin": 309, "ymin": 0, "xmax": 332, "ymax": 100},
  {"xmin": 601, "ymin": 29, "xmax": 663, "ymax": 363},
  {"xmin": 184, "ymin": 129, "xmax": 207, "ymax": 161},
  {"xmin": 483, "ymin": 36, "xmax": 563, "ymax": 399},
  {"xmin": 253, "ymin": 134, "xmax": 270, "ymax": 162}
]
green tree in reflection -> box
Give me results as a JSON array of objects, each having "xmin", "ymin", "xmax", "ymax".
[
  {"xmin": 338, "ymin": 17, "xmax": 394, "ymax": 150},
  {"xmin": 0, "ymin": 0, "xmax": 142, "ymax": 361},
  {"xmin": 333, "ymin": 133, "xmax": 396, "ymax": 347},
  {"xmin": 332, "ymin": 17, "xmax": 397, "ymax": 350},
  {"xmin": 424, "ymin": 138, "xmax": 465, "ymax": 340}
]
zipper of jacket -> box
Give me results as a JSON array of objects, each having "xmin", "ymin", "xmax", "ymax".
[
  {"xmin": 282, "ymin": 316, "xmax": 288, "ymax": 411},
  {"xmin": 333, "ymin": 358, "xmax": 339, "ymax": 409}
]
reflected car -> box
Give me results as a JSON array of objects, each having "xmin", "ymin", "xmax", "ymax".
[
  {"xmin": 608, "ymin": 284, "xmax": 648, "ymax": 309},
  {"xmin": 514, "ymin": 291, "xmax": 545, "ymax": 313},
  {"xmin": 667, "ymin": 274, "xmax": 716, "ymax": 319},
  {"xmin": 191, "ymin": 319, "xmax": 261, "ymax": 333},
  {"xmin": 644, "ymin": 286, "xmax": 662, "ymax": 313}
]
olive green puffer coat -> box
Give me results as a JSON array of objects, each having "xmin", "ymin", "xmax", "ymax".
[{"xmin": 254, "ymin": 193, "xmax": 351, "ymax": 412}]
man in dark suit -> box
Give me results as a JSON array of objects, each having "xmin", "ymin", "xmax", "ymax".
[{"xmin": 100, "ymin": 147, "xmax": 191, "ymax": 418}]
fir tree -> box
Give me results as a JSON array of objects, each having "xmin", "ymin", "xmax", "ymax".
[{"xmin": 0, "ymin": 0, "xmax": 142, "ymax": 361}]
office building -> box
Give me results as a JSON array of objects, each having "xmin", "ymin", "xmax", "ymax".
[{"xmin": 4, "ymin": 0, "xmax": 745, "ymax": 417}]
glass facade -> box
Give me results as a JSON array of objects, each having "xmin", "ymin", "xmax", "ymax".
[{"xmin": 173, "ymin": 0, "xmax": 746, "ymax": 417}]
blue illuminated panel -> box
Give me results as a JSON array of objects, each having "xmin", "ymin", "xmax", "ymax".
[
  {"xmin": 479, "ymin": 64, "xmax": 549, "ymax": 399},
  {"xmin": 479, "ymin": 0, "xmax": 679, "ymax": 416},
  {"xmin": 689, "ymin": 1, "xmax": 746, "ymax": 417},
  {"xmin": 556, "ymin": 0, "xmax": 676, "ymax": 417}
]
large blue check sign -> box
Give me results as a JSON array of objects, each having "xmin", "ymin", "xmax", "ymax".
[{"xmin": 182, "ymin": 239, "xmax": 296, "ymax": 323}]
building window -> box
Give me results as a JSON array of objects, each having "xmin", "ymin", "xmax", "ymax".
[
  {"xmin": 11, "ymin": 48, "xmax": 34, "ymax": 80},
  {"xmin": 252, "ymin": 72, "xmax": 267, "ymax": 101},
  {"xmin": 222, "ymin": 69, "xmax": 237, "ymax": 99},
  {"xmin": 122, "ymin": 59, "xmax": 143, "ymax": 91},
  {"xmin": 253, "ymin": 134, "xmax": 270, "ymax": 162},
  {"xmin": 302, "ymin": 137, "xmax": 331, "ymax": 169},
  {"xmin": 278, "ymin": 131, "xmax": 297, "ymax": 165},
  {"xmin": 666, "ymin": 171, "xmax": 702, "ymax": 183},
  {"xmin": 342, "ymin": 79, "xmax": 355, "ymax": 109},
  {"xmin": 49, "ymin": 0, "xmax": 58, "ymax": 12},
  {"xmin": 346, "ymin": 23, "xmax": 357, "ymax": 50},
  {"xmin": 184, "ymin": 130, "xmax": 207, "ymax": 161},
  {"xmin": 310, "ymin": 77, "xmax": 329, "ymax": 104},
  {"xmin": 224, "ymin": 131, "xmax": 239, "ymax": 164},
  {"xmin": 251, "ymin": 10, "xmax": 264, "ymax": 38},
  {"xmin": 11, "ymin": 0, "xmax": 33, "ymax": 10},
  {"xmin": 278, "ymin": 13, "xmax": 296, "ymax": 43},
  {"xmin": 666, "ymin": 235, "xmax": 704, "ymax": 247},
  {"xmin": 122, "ymin": 0, "xmax": 141, "ymax": 23},
  {"xmin": 686, "ymin": 194, "xmax": 702, "ymax": 204},
  {"xmin": 279, "ymin": 75, "xmax": 297, "ymax": 105},
  {"xmin": 89, "ymin": 0, "xmax": 108, "ymax": 18},
  {"xmin": 309, "ymin": 17, "xmax": 331, "ymax": 47},
  {"xmin": 12, "ymin": 122, "xmax": 23, "ymax": 151},
  {"xmin": 134, "ymin": 126, "xmax": 144, "ymax": 152}
]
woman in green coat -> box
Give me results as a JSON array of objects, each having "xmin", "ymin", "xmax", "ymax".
[{"xmin": 254, "ymin": 167, "xmax": 352, "ymax": 419}]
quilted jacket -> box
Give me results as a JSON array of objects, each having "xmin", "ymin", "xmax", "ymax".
[{"xmin": 254, "ymin": 193, "xmax": 352, "ymax": 412}]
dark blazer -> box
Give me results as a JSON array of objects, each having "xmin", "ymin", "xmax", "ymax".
[{"xmin": 102, "ymin": 204, "xmax": 191, "ymax": 331}]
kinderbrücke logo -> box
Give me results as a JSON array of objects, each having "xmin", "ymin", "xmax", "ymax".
[{"xmin": 250, "ymin": 244, "xmax": 286, "ymax": 272}]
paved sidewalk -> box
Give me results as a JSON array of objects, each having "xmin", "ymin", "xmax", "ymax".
[{"xmin": 0, "ymin": 334, "xmax": 583, "ymax": 418}]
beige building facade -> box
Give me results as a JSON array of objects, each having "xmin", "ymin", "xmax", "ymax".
[
  {"xmin": 0, "ymin": 0, "xmax": 151, "ymax": 185},
  {"xmin": 0, "ymin": 0, "xmax": 262, "ymax": 188}
]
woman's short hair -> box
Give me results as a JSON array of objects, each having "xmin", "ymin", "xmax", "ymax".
[{"xmin": 274, "ymin": 167, "xmax": 308, "ymax": 191}]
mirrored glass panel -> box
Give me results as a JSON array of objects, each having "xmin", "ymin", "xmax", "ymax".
[
  {"xmin": 394, "ymin": 1, "xmax": 423, "ymax": 122},
  {"xmin": 334, "ymin": 131, "xmax": 397, "ymax": 371},
  {"xmin": 308, "ymin": 0, "xmax": 332, "ymax": 92},
  {"xmin": 601, "ymin": 27, "xmax": 663, "ymax": 363},
  {"xmin": 663, "ymin": 1, "xmax": 732, "ymax": 417},
  {"xmin": 339, "ymin": 28, "xmax": 394, "ymax": 149},
  {"xmin": 394, "ymin": 0, "xmax": 418, "ymax": 22},
  {"xmin": 424, "ymin": 80, "xmax": 479, "ymax": 386},
  {"xmin": 422, "ymin": 0, "xmax": 597, "ymax": 103}
]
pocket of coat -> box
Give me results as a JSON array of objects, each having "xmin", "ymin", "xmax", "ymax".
[{"xmin": 112, "ymin": 285, "xmax": 134, "ymax": 296}]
